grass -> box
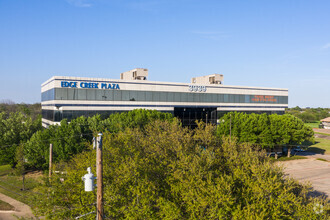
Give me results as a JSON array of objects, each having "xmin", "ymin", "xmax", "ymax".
[
  {"xmin": 271, "ymin": 155, "xmax": 307, "ymax": 162},
  {"xmin": 305, "ymin": 121, "xmax": 320, "ymax": 128},
  {"xmin": 316, "ymin": 158, "xmax": 328, "ymax": 162},
  {"xmin": 307, "ymin": 138, "xmax": 330, "ymax": 155},
  {"xmin": 315, "ymin": 132, "xmax": 330, "ymax": 136},
  {"xmin": 0, "ymin": 199, "xmax": 14, "ymax": 210},
  {"xmin": 0, "ymin": 165, "xmax": 43, "ymax": 207},
  {"xmin": 0, "ymin": 165, "xmax": 13, "ymax": 176}
]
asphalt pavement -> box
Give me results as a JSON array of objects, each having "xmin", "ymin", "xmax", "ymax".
[{"xmin": 280, "ymin": 158, "xmax": 330, "ymax": 198}]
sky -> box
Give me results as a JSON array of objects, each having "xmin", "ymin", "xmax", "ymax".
[{"xmin": 0, "ymin": 0, "xmax": 329, "ymax": 108}]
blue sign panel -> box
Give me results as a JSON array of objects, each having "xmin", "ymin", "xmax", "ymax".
[{"xmin": 61, "ymin": 81, "xmax": 120, "ymax": 90}]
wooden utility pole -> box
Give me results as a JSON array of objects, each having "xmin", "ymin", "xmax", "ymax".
[
  {"xmin": 49, "ymin": 144, "xmax": 53, "ymax": 180},
  {"xmin": 229, "ymin": 113, "xmax": 232, "ymax": 142},
  {"xmin": 96, "ymin": 133, "xmax": 103, "ymax": 220}
]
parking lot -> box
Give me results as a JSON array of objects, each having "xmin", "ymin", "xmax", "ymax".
[{"xmin": 280, "ymin": 158, "xmax": 330, "ymax": 198}]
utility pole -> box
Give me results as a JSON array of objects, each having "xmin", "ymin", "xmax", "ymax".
[
  {"xmin": 96, "ymin": 133, "xmax": 103, "ymax": 220},
  {"xmin": 49, "ymin": 143, "xmax": 53, "ymax": 181},
  {"xmin": 229, "ymin": 113, "xmax": 232, "ymax": 142}
]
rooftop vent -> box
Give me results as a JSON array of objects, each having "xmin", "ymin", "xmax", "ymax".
[
  {"xmin": 191, "ymin": 74, "xmax": 223, "ymax": 85},
  {"xmin": 120, "ymin": 68, "xmax": 148, "ymax": 80}
]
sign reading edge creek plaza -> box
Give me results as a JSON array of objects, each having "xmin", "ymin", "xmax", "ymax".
[{"xmin": 61, "ymin": 81, "xmax": 120, "ymax": 90}]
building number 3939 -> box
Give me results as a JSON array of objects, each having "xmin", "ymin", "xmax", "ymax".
[{"xmin": 189, "ymin": 85, "xmax": 207, "ymax": 92}]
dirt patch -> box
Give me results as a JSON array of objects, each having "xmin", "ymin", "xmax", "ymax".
[
  {"xmin": 314, "ymin": 128, "xmax": 330, "ymax": 135},
  {"xmin": 0, "ymin": 200, "xmax": 14, "ymax": 211},
  {"xmin": 25, "ymin": 171, "xmax": 43, "ymax": 179},
  {"xmin": 314, "ymin": 133, "xmax": 330, "ymax": 140}
]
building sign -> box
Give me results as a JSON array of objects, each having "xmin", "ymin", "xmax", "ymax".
[
  {"xmin": 61, "ymin": 81, "xmax": 120, "ymax": 90},
  {"xmin": 252, "ymin": 95, "xmax": 277, "ymax": 102},
  {"xmin": 188, "ymin": 85, "xmax": 207, "ymax": 92}
]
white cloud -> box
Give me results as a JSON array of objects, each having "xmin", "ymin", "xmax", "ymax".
[
  {"xmin": 322, "ymin": 43, "xmax": 330, "ymax": 50},
  {"xmin": 66, "ymin": 0, "xmax": 93, "ymax": 7}
]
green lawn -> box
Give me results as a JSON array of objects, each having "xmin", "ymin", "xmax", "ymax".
[
  {"xmin": 308, "ymin": 138, "xmax": 330, "ymax": 155},
  {"xmin": 0, "ymin": 199, "xmax": 14, "ymax": 210},
  {"xmin": 0, "ymin": 165, "xmax": 42, "ymax": 206},
  {"xmin": 0, "ymin": 165, "xmax": 13, "ymax": 176},
  {"xmin": 271, "ymin": 155, "xmax": 307, "ymax": 162},
  {"xmin": 305, "ymin": 121, "xmax": 320, "ymax": 128}
]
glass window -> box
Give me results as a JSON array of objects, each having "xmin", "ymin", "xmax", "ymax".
[
  {"xmin": 187, "ymin": 93, "xmax": 194, "ymax": 102},
  {"xmin": 233, "ymin": 94, "xmax": 239, "ymax": 103},
  {"xmin": 198, "ymin": 93, "xmax": 205, "ymax": 102},
  {"xmin": 174, "ymin": 92, "xmax": 181, "ymax": 102},
  {"xmin": 206, "ymin": 94, "xmax": 213, "ymax": 103},
  {"xmin": 228, "ymin": 94, "xmax": 235, "ymax": 103},
  {"xmin": 86, "ymin": 89, "xmax": 96, "ymax": 100},
  {"xmin": 245, "ymin": 95, "xmax": 250, "ymax": 103},
  {"xmin": 210, "ymin": 94, "xmax": 217, "ymax": 103},
  {"xmin": 284, "ymin": 96, "xmax": 288, "ymax": 104},
  {"xmin": 54, "ymin": 110, "xmax": 62, "ymax": 122},
  {"xmin": 104, "ymin": 90, "xmax": 113, "ymax": 101},
  {"xmin": 63, "ymin": 110, "xmax": 73, "ymax": 121},
  {"xmin": 167, "ymin": 92, "xmax": 174, "ymax": 102},
  {"xmin": 159, "ymin": 92, "xmax": 167, "ymax": 102},
  {"xmin": 129, "ymin": 91, "xmax": 136, "ymax": 101},
  {"xmin": 193, "ymin": 93, "xmax": 199, "ymax": 102},
  {"xmin": 137, "ymin": 91, "xmax": 146, "ymax": 101},
  {"xmin": 55, "ymin": 88, "xmax": 68, "ymax": 100},
  {"xmin": 113, "ymin": 90, "xmax": 121, "ymax": 101},
  {"xmin": 95, "ymin": 90, "xmax": 102, "ymax": 101},
  {"xmin": 78, "ymin": 89, "xmax": 87, "ymax": 100},
  {"xmin": 146, "ymin": 91, "xmax": 153, "ymax": 101},
  {"xmin": 181, "ymin": 93, "xmax": 188, "ymax": 102},
  {"xmin": 218, "ymin": 94, "xmax": 224, "ymax": 103},
  {"xmin": 68, "ymin": 89, "xmax": 78, "ymax": 100},
  {"xmin": 224, "ymin": 94, "xmax": 228, "ymax": 103},
  {"xmin": 153, "ymin": 92, "xmax": 160, "ymax": 102},
  {"xmin": 41, "ymin": 89, "xmax": 55, "ymax": 101},
  {"xmin": 122, "ymin": 91, "xmax": 129, "ymax": 101}
]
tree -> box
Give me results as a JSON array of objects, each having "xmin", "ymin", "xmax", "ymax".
[
  {"xmin": 217, "ymin": 112, "xmax": 314, "ymax": 157},
  {"xmin": 24, "ymin": 109, "xmax": 174, "ymax": 169},
  {"xmin": 32, "ymin": 120, "xmax": 329, "ymax": 219},
  {"xmin": 15, "ymin": 143, "xmax": 26, "ymax": 190},
  {"xmin": 0, "ymin": 112, "xmax": 41, "ymax": 166}
]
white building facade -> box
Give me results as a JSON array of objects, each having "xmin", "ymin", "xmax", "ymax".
[{"xmin": 41, "ymin": 69, "xmax": 288, "ymax": 127}]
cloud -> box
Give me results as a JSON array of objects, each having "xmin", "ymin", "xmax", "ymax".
[
  {"xmin": 66, "ymin": 0, "xmax": 93, "ymax": 7},
  {"xmin": 191, "ymin": 31, "xmax": 230, "ymax": 40},
  {"xmin": 321, "ymin": 43, "xmax": 330, "ymax": 50}
]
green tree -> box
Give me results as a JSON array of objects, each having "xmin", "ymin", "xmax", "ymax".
[
  {"xmin": 24, "ymin": 109, "xmax": 174, "ymax": 169},
  {"xmin": 217, "ymin": 112, "xmax": 314, "ymax": 156},
  {"xmin": 0, "ymin": 112, "xmax": 41, "ymax": 166},
  {"xmin": 32, "ymin": 120, "xmax": 329, "ymax": 219}
]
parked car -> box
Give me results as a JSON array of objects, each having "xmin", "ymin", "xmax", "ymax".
[{"xmin": 293, "ymin": 146, "xmax": 306, "ymax": 152}]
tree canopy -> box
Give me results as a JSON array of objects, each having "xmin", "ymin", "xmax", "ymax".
[
  {"xmin": 216, "ymin": 112, "xmax": 314, "ymax": 149},
  {"xmin": 32, "ymin": 120, "xmax": 329, "ymax": 219},
  {"xmin": 24, "ymin": 109, "xmax": 174, "ymax": 169},
  {"xmin": 286, "ymin": 107, "xmax": 330, "ymax": 123},
  {"xmin": 0, "ymin": 112, "xmax": 41, "ymax": 166}
]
